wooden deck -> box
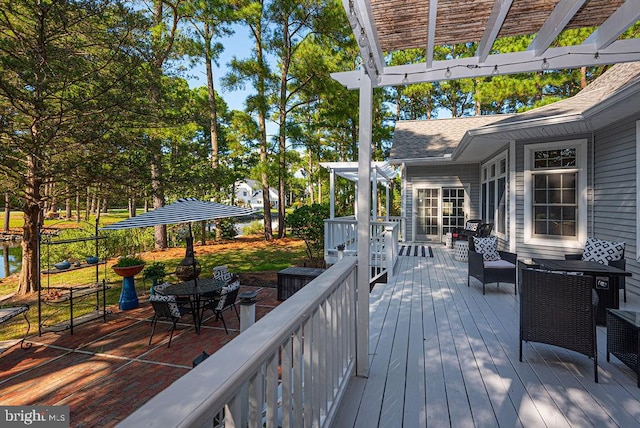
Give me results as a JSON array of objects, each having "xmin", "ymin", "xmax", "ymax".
[{"xmin": 336, "ymin": 245, "xmax": 640, "ymax": 427}]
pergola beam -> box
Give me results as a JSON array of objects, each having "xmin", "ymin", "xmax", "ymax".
[
  {"xmin": 527, "ymin": 0, "xmax": 587, "ymax": 56},
  {"xmin": 425, "ymin": 0, "xmax": 438, "ymax": 68},
  {"xmin": 476, "ymin": 0, "xmax": 514, "ymax": 63},
  {"xmin": 332, "ymin": 38, "xmax": 640, "ymax": 89},
  {"xmin": 585, "ymin": 0, "xmax": 640, "ymax": 50}
]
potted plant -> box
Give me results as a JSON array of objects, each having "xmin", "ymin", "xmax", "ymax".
[
  {"xmin": 143, "ymin": 262, "xmax": 166, "ymax": 294},
  {"xmin": 112, "ymin": 256, "xmax": 145, "ymax": 277}
]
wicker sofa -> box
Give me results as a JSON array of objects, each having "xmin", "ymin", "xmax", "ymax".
[{"xmin": 519, "ymin": 268, "xmax": 599, "ymax": 382}]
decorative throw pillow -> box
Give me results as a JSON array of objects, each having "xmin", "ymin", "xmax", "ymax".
[
  {"xmin": 213, "ymin": 266, "xmax": 234, "ymax": 282},
  {"xmin": 149, "ymin": 293, "xmax": 181, "ymax": 318},
  {"xmin": 465, "ymin": 221, "xmax": 480, "ymax": 231},
  {"xmin": 216, "ymin": 281, "xmax": 240, "ymax": 311},
  {"xmin": 472, "ymin": 236, "xmax": 501, "ymax": 261},
  {"xmin": 581, "ymin": 237, "xmax": 625, "ymax": 265},
  {"xmin": 153, "ymin": 281, "xmax": 171, "ymax": 293}
]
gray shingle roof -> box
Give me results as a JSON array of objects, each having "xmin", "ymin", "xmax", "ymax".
[
  {"xmin": 391, "ymin": 62, "xmax": 640, "ymax": 161},
  {"xmin": 391, "ymin": 115, "xmax": 515, "ymax": 160}
]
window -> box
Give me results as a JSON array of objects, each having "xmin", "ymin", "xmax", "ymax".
[
  {"xmin": 524, "ymin": 140, "xmax": 587, "ymax": 247},
  {"xmin": 481, "ymin": 154, "xmax": 507, "ymax": 236}
]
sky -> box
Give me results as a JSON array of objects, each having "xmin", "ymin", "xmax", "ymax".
[{"xmin": 186, "ymin": 25, "xmax": 255, "ymax": 114}]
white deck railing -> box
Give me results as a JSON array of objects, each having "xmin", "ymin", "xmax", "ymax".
[
  {"xmin": 118, "ymin": 257, "xmax": 358, "ymax": 428},
  {"xmin": 324, "ymin": 216, "xmax": 400, "ymax": 282}
]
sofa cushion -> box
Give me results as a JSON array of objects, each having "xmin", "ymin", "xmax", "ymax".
[
  {"xmin": 581, "ymin": 237, "xmax": 625, "ymax": 265},
  {"xmin": 473, "ymin": 236, "xmax": 501, "ymax": 261},
  {"xmin": 484, "ymin": 259, "xmax": 515, "ymax": 269}
]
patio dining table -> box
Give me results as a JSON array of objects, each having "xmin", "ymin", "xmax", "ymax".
[
  {"xmin": 162, "ymin": 278, "xmax": 225, "ymax": 334},
  {"xmin": 532, "ymin": 258, "xmax": 631, "ymax": 325}
]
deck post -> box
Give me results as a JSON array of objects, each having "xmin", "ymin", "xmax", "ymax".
[
  {"xmin": 356, "ymin": 69, "xmax": 372, "ymax": 377},
  {"xmin": 330, "ymin": 168, "xmax": 335, "ymax": 219}
]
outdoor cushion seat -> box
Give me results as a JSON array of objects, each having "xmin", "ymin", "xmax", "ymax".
[{"xmin": 468, "ymin": 236, "xmax": 517, "ymax": 295}]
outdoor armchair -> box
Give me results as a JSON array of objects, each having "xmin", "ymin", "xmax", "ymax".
[
  {"xmin": 201, "ymin": 282, "xmax": 240, "ymax": 334},
  {"xmin": 148, "ymin": 295, "xmax": 192, "ymax": 348},
  {"xmin": 452, "ymin": 219, "xmax": 482, "ymax": 242},
  {"xmin": 468, "ymin": 236, "xmax": 517, "ymax": 295},
  {"xmin": 519, "ymin": 268, "xmax": 599, "ymax": 382}
]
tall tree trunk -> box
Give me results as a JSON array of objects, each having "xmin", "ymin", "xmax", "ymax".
[
  {"xmin": 75, "ymin": 192, "xmax": 80, "ymax": 223},
  {"xmin": 65, "ymin": 185, "xmax": 71, "ymax": 219},
  {"xmin": 254, "ymin": 5, "xmax": 272, "ymax": 241},
  {"xmin": 85, "ymin": 186, "xmax": 90, "ymax": 221},
  {"xmin": 204, "ymin": 22, "xmax": 223, "ymax": 241},
  {"xmin": 149, "ymin": 0, "xmax": 171, "ymax": 250},
  {"xmin": 308, "ymin": 150, "xmax": 314, "ymax": 204},
  {"xmin": 3, "ymin": 192, "xmax": 9, "ymax": 232},
  {"xmin": 18, "ymin": 154, "xmax": 42, "ymax": 294},
  {"xmin": 580, "ymin": 66, "xmax": 587, "ymax": 89},
  {"xmin": 150, "ymin": 149, "xmax": 167, "ymax": 249}
]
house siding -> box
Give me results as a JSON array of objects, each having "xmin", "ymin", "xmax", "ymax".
[
  {"xmin": 404, "ymin": 163, "xmax": 480, "ymax": 242},
  {"xmin": 512, "ymin": 115, "xmax": 640, "ymax": 299},
  {"xmin": 593, "ymin": 113, "xmax": 640, "ymax": 299}
]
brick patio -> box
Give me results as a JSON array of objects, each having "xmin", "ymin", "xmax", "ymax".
[{"xmin": 0, "ymin": 285, "xmax": 279, "ymax": 427}]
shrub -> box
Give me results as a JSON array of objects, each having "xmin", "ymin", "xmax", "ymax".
[
  {"xmin": 114, "ymin": 256, "xmax": 144, "ymax": 267},
  {"xmin": 217, "ymin": 218, "xmax": 238, "ymax": 240},
  {"xmin": 242, "ymin": 220, "xmax": 264, "ymax": 236},
  {"xmin": 286, "ymin": 203, "xmax": 329, "ymax": 261}
]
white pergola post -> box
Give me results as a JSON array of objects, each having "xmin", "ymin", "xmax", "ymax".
[
  {"xmin": 372, "ymin": 166, "xmax": 378, "ymax": 220},
  {"xmin": 356, "ymin": 70, "xmax": 372, "ymax": 377},
  {"xmin": 329, "ymin": 168, "xmax": 335, "ymax": 219},
  {"xmin": 385, "ymin": 180, "xmax": 390, "ymax": 221}
]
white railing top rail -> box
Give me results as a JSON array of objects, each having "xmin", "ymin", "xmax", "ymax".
[{"xmin": 119, "ymin": 257, "xmax": 358, "ymax": 428}]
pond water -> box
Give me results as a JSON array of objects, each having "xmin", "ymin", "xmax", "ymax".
[{"xmin": 0, "ymin": 243, "xmax": 22, "ymax": 279}]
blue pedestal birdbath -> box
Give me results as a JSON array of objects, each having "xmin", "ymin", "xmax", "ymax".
[{"xmin": 113, "ymin": 264, "xmax": 145, "ymax": 310}]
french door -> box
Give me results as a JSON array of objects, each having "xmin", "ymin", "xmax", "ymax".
[
  {"xmin": 415, "ymin": 187, "xmax": 465, "ymax": 242},
  {"xmin": 415, "ymin": 188, "xmax": 439, "ymax": 241}
]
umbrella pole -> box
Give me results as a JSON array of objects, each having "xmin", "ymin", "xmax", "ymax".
[{"xmin": 189, "ymin": 223, "xmax": 198, "ymax": 287}]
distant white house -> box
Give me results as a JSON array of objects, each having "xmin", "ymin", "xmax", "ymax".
[{"xmin": 234, "ymin": 179, "xmax": 279, "ymax": 211}]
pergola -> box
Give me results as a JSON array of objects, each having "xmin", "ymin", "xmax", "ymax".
[
  {"xmin": 331, "ymin": 0, "xmax": 640, "ymax": 377},
  {"xmin": 320, "ymin": 161, "xmax": 398, "ymax": 219}
]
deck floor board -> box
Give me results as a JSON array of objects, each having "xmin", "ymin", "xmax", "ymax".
[{"xmin": 335, "ymin": 245, "xmax": 640, "ymax": 427}]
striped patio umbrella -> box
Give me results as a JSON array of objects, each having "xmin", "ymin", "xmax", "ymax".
[{"xmin": 100, "ymin": 198, "xmax": 254, "ymax": 230}]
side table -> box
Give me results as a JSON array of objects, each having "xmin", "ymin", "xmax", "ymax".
[
  {"xmin": 445, "ymin": 233, "xmax": 452, "ymax": 249},
  {"xmin": 454, "ymin": 240, "xmax": 469, "ymax": 262},
  {"xmin": 607, "ymin": 309, "xmax": 640, "ymax": 387}
]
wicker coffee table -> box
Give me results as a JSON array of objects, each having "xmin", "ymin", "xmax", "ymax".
[{"xmin": 607, "ymin": 309, "xmax": 640, "ymax": 387}]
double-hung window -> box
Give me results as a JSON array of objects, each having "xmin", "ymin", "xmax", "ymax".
[
  {"xmin": 481, "ymin": 155, "xmax": 507, "ymax": 237},
  {"xmin": 524, "ymin": 140, "xmax": 587, "ymax": 247}
]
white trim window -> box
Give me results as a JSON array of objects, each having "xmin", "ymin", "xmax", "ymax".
[
  {"xmin": 481, "ymin": 154, "xmax": 507, "ymax": 238},
  {"xmin": 524, "ymin": 139, "xmax": 587, "ymax": 248}
]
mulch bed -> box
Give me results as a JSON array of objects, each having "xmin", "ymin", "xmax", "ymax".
[{"xmin": 238, "ymin": 271, "xmax": 278, "ymax": 288}]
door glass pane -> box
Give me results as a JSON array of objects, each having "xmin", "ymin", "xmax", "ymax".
[
  {"xmin": 442, "ymin": 188, "xmax": 465, "ymax": 235},
  {"xmin": 416, "ymin": 188, "xmax": 439, "ymax": 239}
]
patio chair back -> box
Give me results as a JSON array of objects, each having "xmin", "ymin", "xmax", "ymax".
[
  {"xmin": 149, "ymin": 299, "xmax": 189, "ymax": 348},
  {"xmin": 519, "ymin": 268, "xmax": 598, "ymax": 382}
]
